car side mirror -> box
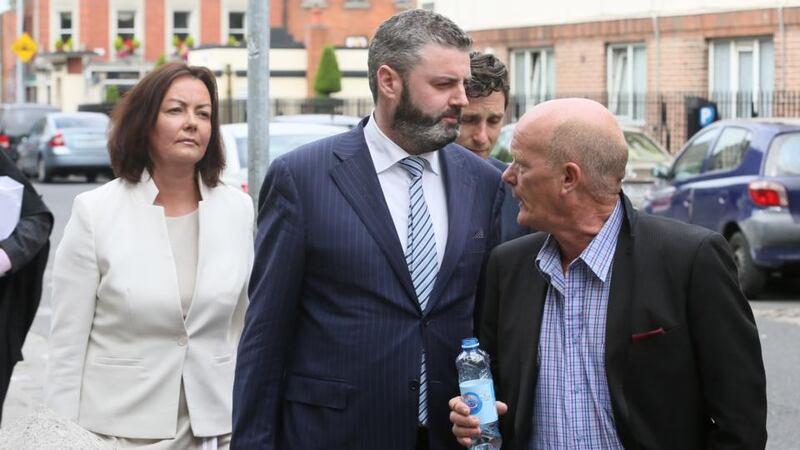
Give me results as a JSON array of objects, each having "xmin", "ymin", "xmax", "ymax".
[{"xmin": 651, "ymin": 164, "xmax": 671, "ymax": 179}]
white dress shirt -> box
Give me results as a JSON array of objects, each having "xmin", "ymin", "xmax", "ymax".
[{"xmin": 364, "ymin": 114, "xmax": 448, "ymax": 268}]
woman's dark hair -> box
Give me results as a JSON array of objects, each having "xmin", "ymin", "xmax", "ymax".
[{"xmin": 108, "ymin": 62, "xmax": 224, "ymax": 186}]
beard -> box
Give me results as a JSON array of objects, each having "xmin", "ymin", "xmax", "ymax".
[{"xmin": 391, "ymin": 80, "xmax": 462, "ymax": 154}]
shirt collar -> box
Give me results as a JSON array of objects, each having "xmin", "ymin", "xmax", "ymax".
[
  {"xmin": 364, "ymin": 112, "xmax": 441, "ymax": 175},
  {"xmin": 535, "ymin": 198, "xmax": 623, "ymax": 283}
]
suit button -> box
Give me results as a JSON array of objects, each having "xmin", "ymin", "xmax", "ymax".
[
  {"xmin": 177, "ymin": 336, "xmax": 188, "ymax": 346},
  {"xmin": 409, "ymin": 380, "xmax": 419, "ymax": 392}
]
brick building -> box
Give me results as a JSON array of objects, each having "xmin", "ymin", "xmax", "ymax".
[
  {"xmin": 429, "ymin": 0, "xmax": 800, "ymax": 152},
  {"xmin": 0, "ymin": 0, "xmax": 412, "ymax": 108}
]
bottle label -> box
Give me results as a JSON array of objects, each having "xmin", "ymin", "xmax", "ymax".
[{"xmin": 459, "ymin": 379, "xmax": 498, "ymax": 424}]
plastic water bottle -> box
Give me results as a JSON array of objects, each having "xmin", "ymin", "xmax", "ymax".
[{"xmin": 456, "ymin": 337, "xmax": 502, "ymax": 450}]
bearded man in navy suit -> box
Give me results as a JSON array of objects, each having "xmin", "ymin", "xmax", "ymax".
[{"xmin": 233, "ymin": 9, "xmax": 504, "ymax": 450}]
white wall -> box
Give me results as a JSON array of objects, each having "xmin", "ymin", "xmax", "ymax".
[{"xmin": 429, "ymin": 0, "xmax": 800, "ymax": 31}]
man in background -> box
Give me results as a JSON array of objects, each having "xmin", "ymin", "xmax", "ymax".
[
  {"xmin": 0, "ymin": 150, "xmax": 53, "ymax": 424},
  {"xmin": 456, "ymin": 52, "xmax": 530, "ymax": 242}
]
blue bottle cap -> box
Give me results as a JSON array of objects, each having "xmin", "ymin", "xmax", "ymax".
[{"xmin": 461, "ymin": 337, "xmax": 479, "ymax": 349}]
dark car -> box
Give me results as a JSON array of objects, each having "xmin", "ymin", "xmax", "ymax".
[
  {"xmin": 17, "ymin": 112, "xmax": 111, "ymax": 182},
  {"xmin": 643, "ymin": 118, "xmax": 800, "ymax": 298},
  {"xmin": 0, "ymin": 103, "xmax": 60, "ymax": 161}
]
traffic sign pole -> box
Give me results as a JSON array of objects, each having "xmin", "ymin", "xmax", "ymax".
[{"xmin": 16, "ymin": 0, "xmax": 23, "ymax": 103}]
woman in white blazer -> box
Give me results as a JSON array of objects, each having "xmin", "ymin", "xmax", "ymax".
[{"xmin": 45, "ymin": 62, "xmax": 253, "ymax": 449}]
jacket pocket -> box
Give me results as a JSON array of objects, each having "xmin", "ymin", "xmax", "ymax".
[
  {"xmin": 93, "ymin": 356, "xmax": 144, "ymax": 367},
  {"xmin": 284, "ymin": 374, "xmax": 352, "ymax": 410}
]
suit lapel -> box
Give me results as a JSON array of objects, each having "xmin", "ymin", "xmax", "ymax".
[
  {"xmin": 329, "ymin": 125, "xmax": 417, "ymax": 303},
  {"xmin": 427, "ymin": 145, "xmax": 476, "ymax": 312},
  {"xmin": 513, "ymin": 248, "xmax": 548, "ymax": 446},
  {"xmin": 604, "ymin": 196, "xmax": 637, "ymax": 446}
]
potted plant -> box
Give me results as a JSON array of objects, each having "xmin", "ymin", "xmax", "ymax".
[
  {"xmin": 54, "ymin": 37, "xmax": 73, "ymax": 52},
  {"xmin": 172, "ymin": 35, "xmax": 195, "ymax": 60},
  {"xmin": 114, "ymin": 36, "xmax": 140, "ymax": 58}
]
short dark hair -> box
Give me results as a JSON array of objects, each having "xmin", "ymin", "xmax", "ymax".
[
  {"xmin": 368, "ymin": 9, "xmax": 472, "ymax": 103},
  {"xmin": 109, "ymin": 62, "xmax": 224, "ymax": 187},
  {"xmin": 465, "ymin": 51, "xmax": 510, "ymax": 108}
]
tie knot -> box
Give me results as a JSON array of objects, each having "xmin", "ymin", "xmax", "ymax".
[{"xmin": 399, "ymin": 156, "xmax": 426, "ymax": 179}]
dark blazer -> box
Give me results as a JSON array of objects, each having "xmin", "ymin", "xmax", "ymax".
[
  {"xmin": 486, "ymin": 157, "xmax": 531, "ymax": 243},
  {"xmin": 233, "ymin": 119, "xmax": 505, "ymax": 450},
  {"xmin": 0, "ymin": 150, "xmax": 53, "ymax": 424},
  {"xmin": 480, "ymin": 195, "xmax": 767, "ymax": 450}
]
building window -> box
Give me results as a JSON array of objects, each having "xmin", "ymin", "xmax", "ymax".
[
  {"xmin": 173, "ymin": 11, "xmax": 190, "ymax": 42},
  {"xmin": 229, "ymin": 12, "xmax": 246, "ymax": 45},
  {"xmin": 117, "ymin": 11, "xmax": 136, "ymax": 41},
  {"xmin": 510, "ymin": 48, "xmax": 555, "ymax": 114},
  {"xmin": 55, "ymin": 11, "xmax": 73, "ymax": 51},
  {"xmin": 345, "ymin": 36, "xmax": 369, "ymax": 48},
  {"xmin": 421, "ymin": 2, "xmax": 435, "ymax": 10},
  {"xmin": 59, "ymin": 12, "xmax": 72, "ymax": 43},
  {"xmin": 344, "ymin": 0, "xmax": 369, "ymax": 8},
  {"xmin": 607, "ymin": 43, "xmax": 646, "ymax": 121},
  {"xmin": 394, "ymin": 0, "xmax": 414, "ymax": 9},
  {"xmin": 710, "ymin": 38, "xmax": 774, "ymax": 118},
  {"xmin": 115, "ymin": 10, "xmax": 139, "ymax": 57},
  {"xmin": 301, "ymin": 0, "xmax": 328, "ymax": 8}
]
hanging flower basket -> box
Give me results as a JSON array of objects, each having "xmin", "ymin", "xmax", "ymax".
[
  {"xmin": 114, "ymin": 36, "xmax": 140, "ymax": 58},
  {"xmin": 172, "ymin": 35, "xmax": 195, "ymax": 61}
]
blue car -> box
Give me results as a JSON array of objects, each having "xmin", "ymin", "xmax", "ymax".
[{"xmin": 643, "ymin": 119, "xmax": 800, "ymax": 298}]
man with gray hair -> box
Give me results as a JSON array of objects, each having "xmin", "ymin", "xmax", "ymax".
[
  {"xmin": 233, "ymin": 8, "xmax": 504, "ymax": 450},
  {"xmin": 449, "ymin": 98, "xmax": 766, "ymax": 450}
]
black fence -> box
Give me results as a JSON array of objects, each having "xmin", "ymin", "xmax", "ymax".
[
  {"xmin": 83, "ymin": 91, "xmax": 800, "ymax": 154},
  {"xmin": 508, "ymin": 91, "xmax": 800, "ymax": 153},
  {"xmin": 218, "ymin": 97, "xmax": 374, "ymax": 124}
]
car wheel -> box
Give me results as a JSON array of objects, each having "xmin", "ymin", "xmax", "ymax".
[
  {"xmin": 37, "ymin": 158, "xmax": 52, "ymax": 183},
  {"xmin": 730, "ymin": 232, "xmax": 766, "ymax": 299}
]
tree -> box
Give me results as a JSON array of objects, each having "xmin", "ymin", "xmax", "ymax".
[
  {"xmin": 313, "ymin": 45, "xmax": 342, "ymax": 97},
  {"xmin": 104, "ymin": 85, "xmax": 120, "ymax": 104}
]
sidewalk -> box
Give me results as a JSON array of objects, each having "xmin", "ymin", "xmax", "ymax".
[{"xmin": 1, "ymin": 330, "xmax": 47, "ymax": 424}]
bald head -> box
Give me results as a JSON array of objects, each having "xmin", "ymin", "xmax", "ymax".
[{"xmin": 515, "ymin": 98, "xmax": 628, "ymax": 199}]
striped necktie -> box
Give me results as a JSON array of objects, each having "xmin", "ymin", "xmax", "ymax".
[{"xmin": 399, "ymin": 155, "xmax": 439, "ymax": 426}]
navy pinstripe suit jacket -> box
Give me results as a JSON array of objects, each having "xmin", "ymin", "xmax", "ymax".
[{"xmin": 232, "ymin": 118, "xmax": 505, "ymax": 450}]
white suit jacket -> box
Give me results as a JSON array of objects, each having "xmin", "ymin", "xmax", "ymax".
[{"xmin": 45, "ymin": 173, "xmax": 254, "ymax": 439}]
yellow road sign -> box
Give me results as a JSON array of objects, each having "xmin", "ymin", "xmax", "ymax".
[{"xmin": 12, "ymin": 33, "xmax": 37, "ymax": 63}]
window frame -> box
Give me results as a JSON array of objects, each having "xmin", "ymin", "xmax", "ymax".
[
  {"xmin": 58, "ymin": 11, "xmax": 73, "ymax": 45},
  {"xmin": 172, "ymin": 10, "xmax": 191, "ymax": 43},
  {"xmin": 709, "ymin": 37, "xmax": 774, "ymax": 118},
  {"xmin": 510, "ymin": 47, "xmax": 555, "ymax": 104},
  {"xmin": 606, "ymin": 42, "xmax": 647, "ymax": 122},
  {"xmin": 228, "ymin": 11, "xmax": 247, "ymax": 44}
]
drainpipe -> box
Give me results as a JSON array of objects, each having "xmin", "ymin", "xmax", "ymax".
[{"xmin": 779, "ymin": 0, "xmax": 786, "ymax": 91}]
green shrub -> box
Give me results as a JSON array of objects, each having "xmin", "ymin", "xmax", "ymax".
[{"xmin": 313, "ymin": 45, "xmax": 342, "ymax": 97}]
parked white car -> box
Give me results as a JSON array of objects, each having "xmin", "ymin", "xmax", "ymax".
[{"xmin": 220, "ymin": 122, "xmax": 349, "ymax": 192}]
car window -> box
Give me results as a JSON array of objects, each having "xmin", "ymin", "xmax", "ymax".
[
  {"xmin": 234, "ymin": 133, "xmax": 339, "ymax": 169},
  {"xmin": 54, "ymin": 115, "xmax": 109, "ymax": 129},
  {"xmin": 765, "ymin": 132, "xmax": 800, "ymax": 176},
  {"xmin": 624, "ymin": 131, "xmax": 670, "ymax": 164},
  {"xmin": 707, "ymin": 127, "xmax": 750, "ymax": 172},
  {"xmin": 490, "ymin": 127, "xmax": 514, "ymax": 163},
  {"xmin": 30, "ymin": 118, "xmax": 46, "ymax": 136},
  {"xmin": 672, "ymin": 128, "xmax": 720, "ymax": 180},
  {"xmin": 1, "ymin": 108, "xmax": 56, "ymax": 135}
]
